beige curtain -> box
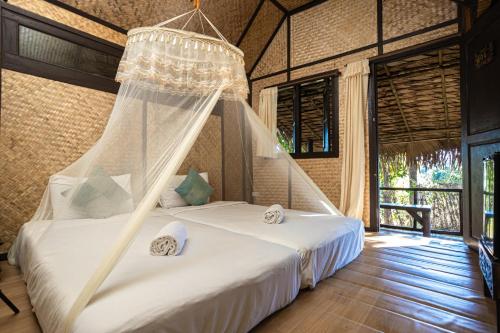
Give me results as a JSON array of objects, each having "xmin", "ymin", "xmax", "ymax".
[
  {"xmin": 256, "ymin": 87, "xmax": 278, "ymax": 158},
  {"xmin": 340, "ymin": 59, "xmax": 370, "ymax": 220}
]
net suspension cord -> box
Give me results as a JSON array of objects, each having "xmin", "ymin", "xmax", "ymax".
[{"xmin": 153, "ymin": 6, "xmax": 230, "ymax": 46}]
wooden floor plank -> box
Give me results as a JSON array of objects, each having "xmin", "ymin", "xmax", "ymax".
[
  {"xmin": 367, "ymin": 247, "xmax": 480, "ymax": 272},
  {"xmin": 346, "ymin": 261, "xmax": 487, "ymax": 303},
  {"xmin": 322, "ymin": 278, "xmax": 495, "ymax": 333},
  {"xmin": 0, "ymin": 232, "xmax": 495, "ymax": 333},
  {"xmin": 301, "ymin": 291, "xmax": 453, "ymax": 333},
  {"xmin": 354, "ymin": 255, "xmax": 483, "ymax": 291},
  {"xmin": 366, "ymin": 245, "xmax": 478, "ymax": 265},
  {"xmin": 362, "ymin": 249, "xmax": 482, "ymax": 279},
  {"xmin": 405, "ymin": 245, "xmax": 478, "ymax": 259},
  {"xmin": 334, "ymin": 268, "xmax": 494, "ymax": 323}
]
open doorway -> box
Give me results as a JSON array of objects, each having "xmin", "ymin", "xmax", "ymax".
[{"xmin": 370, "ymin": 41, "xmax": 462, "ymax": 238}]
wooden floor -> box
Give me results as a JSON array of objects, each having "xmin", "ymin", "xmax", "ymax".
[{"xmin": 0, "ymin": 232, "xmax": 496, "ymax": 333}]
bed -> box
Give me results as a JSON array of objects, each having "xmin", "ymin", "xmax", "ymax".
[
  {"xmin": 163, "ymin": 201, "xmax": 365, "ymax": 288},
  {"xmin": 9, "ymin": 210, "xmax": 301, "ymax": 333}
]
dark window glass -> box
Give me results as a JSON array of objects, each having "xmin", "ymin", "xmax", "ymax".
[
  {"xmin": 19, "ymin": 25, "xmax": 120, "ymax": 79},
  {"xmin": 276, "ymin": 75, "xmax": 338, "ymax": 158},
  {"xmin": 299, "ymin": 79, "xmax": 331, "ymax": 153}
]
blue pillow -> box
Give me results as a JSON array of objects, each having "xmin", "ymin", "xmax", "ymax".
[{"xmin": 175, "ymin": 169, "xmax": 213, "ymax": 206}]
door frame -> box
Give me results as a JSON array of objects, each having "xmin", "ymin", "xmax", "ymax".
[{"xmin": 367, "ymin": 35, "xmax": 463, "ymax": 232}]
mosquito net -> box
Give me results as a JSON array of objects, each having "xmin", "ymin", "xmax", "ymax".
[{"xmin": 11, "ymin": 12, "xmax": 343, "ymax": 332}]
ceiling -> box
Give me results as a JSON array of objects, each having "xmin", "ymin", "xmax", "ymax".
[
  {"xmin": 376, "ymin": 44, "xmax": 461, "ymax": 164},
  {"xmin": 54, "ymin": 0, "xmax": 320, "ymax": 72},
  {"xmin": 56, "ymin": 0, "xmax": 319, "ymax": 42},
  {"xmin": 57, "ymin": 0, "xmax": 260, "ymax": 44}
]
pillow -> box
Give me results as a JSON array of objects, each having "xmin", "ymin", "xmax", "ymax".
[
  {"xmin": 175, "ymin": 169, "xmax": 213, "ymax": 206},
  {"xmin": 49, "ymin": 170, "xmax": 133, "ymax": 220},
  {"xmin": 159, "ymin": 172, "xmax": 208, "ymax": 208}
]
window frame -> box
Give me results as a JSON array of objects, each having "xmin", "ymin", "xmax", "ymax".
[
  {"xmin": 273, "ymin": 70, "xmax": 339, "ymax": 159},
  {"xmin": 1, "ymin": 3, "xmax": 124, "ymax": 93}
]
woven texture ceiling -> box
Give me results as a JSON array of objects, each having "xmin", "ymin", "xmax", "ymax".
[
  {"xmin": 57, "ymin": 0, "xmax": 260, "ymax": 44},
  {"xmin": 376, "ymin": 44, "xmax": 461, "ymax": 165}
]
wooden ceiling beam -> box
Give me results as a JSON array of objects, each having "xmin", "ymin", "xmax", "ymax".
[
  {"xmin": 383, "ymin": 64, "xmax": 413, "ymax": 142},
  {"xmin": 380, "ymin": 136, "xmax": 461, "ymax": 145},
  {"xmin": 438, "ymin": 49, "xmax": 451, "ymax": 140}
]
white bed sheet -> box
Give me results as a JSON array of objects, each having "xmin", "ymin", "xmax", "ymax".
[
  {"xmin": 10, "ymin": 211, "xmax": 300, "ymax": 333},
  {"xmin": 164, "ymin": 201, "xmax": 365, "ymax": 288}
]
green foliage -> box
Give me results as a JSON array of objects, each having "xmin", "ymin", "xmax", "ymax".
[
  {"xmin": 277, "ymin": 129, "xmax": 294, "ymax": 154},
  {"xmin": 378, "ymin": 153, "xmax": 463, "ymax": 232}
]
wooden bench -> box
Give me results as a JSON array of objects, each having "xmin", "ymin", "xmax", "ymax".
[{"xmin": 380, "ymin": 203, "xmax": 432, "ymax": 237}]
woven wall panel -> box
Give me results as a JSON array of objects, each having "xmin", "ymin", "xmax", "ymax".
[
  {"xmin": 291, "ymin": 0, "xmax": 377, "ymax": 67},
  {"xmin": 0, "ymin": 70, "xmax": 117, "ymax": 251},
  {"xmin": 383, "ymin": 0, "xmax": 457, "ymax": 40},
  {"xmin": 179, "ymin": 116, "xmax": 222, "ymax": 201},
  {"xmin": 253, "ymin": 157, "xmax": 290, "ymax": 208},
  {"xmin": 279, "ymin": 0, "xmax": 313, "ymax": 10},
  {"xmin": 240, "ymin": 0, "xmax": 284, "ymax": 73},
  {"xmin": 58, "ymin": 0, "xmax": 260, "ymax": 45},
  {"xmin": 383, "ymin": 24, "xmax": 458, "ymax": 54},
  {"xmin": 251, "ymin": 20, "xmax": 287, "ymax": 79},
  {"xmin": 9, "ymin": 0, "xmax": 127, "ymax": 45},
  {"xmin": 477, "ymin": 0, "xmax": 492, "ymax": 17}
]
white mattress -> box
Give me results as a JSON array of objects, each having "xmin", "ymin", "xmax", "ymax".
[
  {"xmin": 10, "ymin": 211, "xmax": 300, "ymax": 333},
  {"xmin": 165, "ymin": 201, "xmax": 365, "ymax": 288}
]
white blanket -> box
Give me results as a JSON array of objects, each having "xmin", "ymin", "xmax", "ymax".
[
  {"xmin": 10, "ymin": 211, "xmax": 300, "ymax": 333},
  {"xmin": 165, "ymin": 201, "xmax": 365, "ymax": 288}
]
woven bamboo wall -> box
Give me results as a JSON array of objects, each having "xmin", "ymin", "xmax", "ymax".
[
  {"xmin": 382, "ymin": 0, "xmax": 456, "ymax": 40},
  {"xmin": 179, "ymin": 116, "xmax": 223, "ymax": 202},
  {"xmin": 251, "ymin": 0, "xmax": 458, "ymax": 226},
  {"xmin": 251, "ymin": 20, "xmax": 288, "ymax": 79},
  {"xmin": 8, "ymin": 0, "xmax": 127, "ymax": 45},
  {"xmin": 0, "ymin": 1, "xmax": 127, "ymax": 252},
  {"xmin": 477, "ymin": 0, "xmax": 493, "ymax": 17},
  {"xmin": 291, "ymin": 0, "xmax": 377, "ymax": 67},
  {"xmin": 0, "ymin": 70, "xmax": 117, "ymax": 251},
  {"xmin": 239, "ymin": 0, "xmax": 284, "ymax": 73},
  {"xmin": 383, "ymin": 24, "xmax": 458, "ymax": 53}
]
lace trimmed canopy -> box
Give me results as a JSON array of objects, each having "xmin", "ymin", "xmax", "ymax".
[{"xmin": 116, "ymin": 27, "xmax": 249, "ymax": 99}]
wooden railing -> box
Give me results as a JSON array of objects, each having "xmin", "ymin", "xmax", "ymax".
[{"xmin": 379, "ymin": 187, "xmax": 463, "ymax": 235}]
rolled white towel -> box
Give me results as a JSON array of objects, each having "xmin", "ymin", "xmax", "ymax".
[
  {"xmin": 263, "ymin": 204, "xmax": 285, "ymax": 224},
  {"xmin": 150, "ymin": 221, "xmax": 187, "ymax": 256}
]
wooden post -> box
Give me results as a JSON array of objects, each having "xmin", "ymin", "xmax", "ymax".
[{"xmin": 422, "ymin": 210, "xmax": 431, "ymax": 237}]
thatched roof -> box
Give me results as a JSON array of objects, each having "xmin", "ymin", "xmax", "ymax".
[
  {"xmin": 277, "ymin": 79, "xmax": 329, "ymax": 151},
  {"xmin": 376, "ymin": 44, "xmax": 461, "ymax": 167}
]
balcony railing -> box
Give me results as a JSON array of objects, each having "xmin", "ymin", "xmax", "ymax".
[{"xmin": 379, "ymin": 187, "xmax": 463, "ymax": 235}]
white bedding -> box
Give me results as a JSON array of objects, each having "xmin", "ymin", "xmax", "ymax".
[
  {"xmin": 10, "ymin": 211, "xmax": 300, "ymax": 333},
  {"xmin": 165, "ymin": 201, "xmax": 365, "ymax": 288}
]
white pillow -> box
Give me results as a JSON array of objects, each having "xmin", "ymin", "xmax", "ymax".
[
  {"xmin": 159, "ymin": 172, "xmax": 209, "ymax": 208},
  {"xmin": 49, "ymin": 174, "xmax": 133, "ymax": 220}
]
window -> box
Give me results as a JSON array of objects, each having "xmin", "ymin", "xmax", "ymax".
[
  {"xmin": 1, "ymin": 4, "xmax": 123, "ymax": 93},
  {"xmin": 276, "ymin": 73, "xmax": 339, "ymax": 158},
  {"xmin": 19, "ymin": 26, "xmax": 120, "ymax": 79}
]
